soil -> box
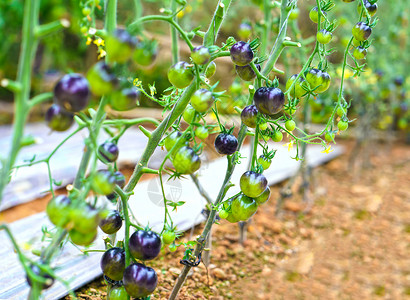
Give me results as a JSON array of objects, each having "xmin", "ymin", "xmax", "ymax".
[{"xmin": 3, "ymin": 140, "xmax": 410, "ymax": 299}]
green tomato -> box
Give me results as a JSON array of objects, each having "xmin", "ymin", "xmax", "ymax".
[
  {"xmin": 240, "ymin": 171, "xmax": 267, "ymax": 198},
  {"xmin": 190, "ymin": 89, "xmax": 214, "ymax": 113},
  {"xmin": 337, "ymin": 106, "xmax": 346, "ymax": 116},
  {"xmin": 109, "ymin": 286, "xmax": 128, "ymax": 300},
  {"xmin": 105, "ymin": 29, "xmax": 137, "ymax": 63},
  {"xmin": 168, "ymin": 61, "xmax": 195, "ymax": 89},
  {"xmin": 259, "ymin": 122, "xmax": 268, "ymax": 131},
  {"xmin": 309, "ymin": 7, "xmax": 326, "ymax": 24},
  {"xmin": 338, "ymin": 121, "xmax": 349, "ymax": 131},
  {"xmin": 258, "ymin": 155, "xmax": 272, "ymax": 170},
  {"xmin": 110, "ymin": 88, "xmax": 140, "ymax": 111},
  {"xmin": 162, "ymin": 231, "xmax": 176, "ymax": 244},
  {"xmin": 191, "ymin": 46, "xmax": 211, "ymax": 65},
  {"xmin": 183, "ymin": 104, "xmax": 198, "ymax": 123},
  {"xmin": 352, "ymin": 22, "xmax": 372, "ymax": 42},
  {"xmin": 195, "ymin": 126, "xmax": 209, "ymax": 140},
  {"xmin": 238, "ymin": 23, "xmax": 252, "ymax": 40},
  {"xmin": 317, "ymin": 29, "xmax": 332, "ymax": 44},
  {"xmin": 286, "ymin": 74, "xmax": 307, "ymax": 98},
  {"xmin": 69, "ymin": 228, "xmax": 97, "ymax": 246},
  {"xmin": 91, "ymin": 170, "xmax": 116, "ymax": 195},
  {"xmin": 285, "ymin": 120, "xmax": 296, "ymax": 132},
  {"xmin": 133, "ymin": 39, "xmax": 158, "ymax": 67},
  {"xmin": 219, "ymin": 209, "xmax": 229, "ymax": 219},
  {"xmin": 205, "ymin": 62, "xmax": 216, "ymax": 78},
  {"xmin": 86, "ymin": 62, "xmax": 117, "ymax": 96},
  {"xmin": 289, "ymin": 8, "xmax": 300, "ymax": 20},
  {"xmin": 70, "ymin": 204, "xmax": 100, "ymax": 234},
  {"xmin": 46, "ymin": 195, "xmax": 72, "ymax": 228},
  {"xmin": 353, "ymin": 46, "xmax": 367, "ymax": 60},
  {"xmin": 173, "ymin": 146, "xmax": 201, "ymax": 174},
  {"xmin": 325, "ymin": 131, "xmax": 335, "ymax": 142},
  {"xmin": 272, "ymin": 130, "xmax": 283, "ymax": 142},
  {"xmin": 254, "ymin": 187, "xmax": 271, "ymax": 205},
  {"xmin": 169, "ymin": 244, "xmax": 177, "ymax": 252},
  {"xmin": 164, "ymin": 131, "xmax": 186, "ymax": 152},
  {"xmin": 222, "ymin": 200, "xmax": 239, "ymax": 223},
  {"xmin": 231, "ymin": 194, "xmax": 258, "ymax": 221}
]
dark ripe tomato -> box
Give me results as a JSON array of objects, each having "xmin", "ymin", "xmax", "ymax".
[
  {"xmin": 133, "ymin": 39, "xmax": 158, "ymax": 67},
  {"xmin": 241, "ymin": 104, "xmax": 259, "ymax": 128},
  {"xmin": 100, "ymin": 247, "xmax": 125, "ymax": 281},
  {"xmin": 99, "ymin": 210, "xmax": 122, "ymax": 234},
  {"xmin": 254, "ymin": 187, "xmax": 270, "ymax": 205},
  {"xmin": 285, "ymin": 74, "xmax": 307, "ymax": 98},
  {"xmin": 91, "ymin": 170, "xmax": 116, "ymax": 195},
  {"xmin": 111, "ymin": 87, "xmax": 140, "ymax": 111},
  {"xmin": 69, "ymin": 228, "xmax": 97, "ymax": 246},
  {"xmin": 164, "ymin": 131, "xmax": 186, "ymax": 152},
  {"xmin": 86, "ymin": 62, "xmax": 117, "ymax": 96},
  {"xmin": 394, "ymin": 76, "xmax": 404, "ymax": 86},
  {"xmin": 46, "ymin": 195, "xmax": 72, "ymax": 228},
  {"xmin": 70, "ymin": 204, "xmax": 99, "ymax": 233},
  {"xmin": 109, "ymin": 286, "xmax": 128, "ymax": 300},
  {"xmin": 352, "ymin": 22, "xmax": 372, "ymax": 42},
  {"xmin": 129, "ymin": 230, "xmax": 161, "ymax": 260},
  {"xmin": 358, "ymin": 0, "xmax": 377, "ymax": 16},
  {"xmin": 309, "ymin": 7, "xmax": 326, "ymax": 23},
  {"xmin": 258, "ymin": 155, "xmax": 271, "ymax": 170},
  {"xmin": 191, "ymin": 46, "xmax": 211, "ymax": 65},
  {"xmin": 214, "ymin": 133, "xmax": 238, "ymax": 155},
  {"xmin": 353, "ymin": 46, "xmax": 367, "ymax": 60},
  {"xmin": 190, "ymin": 88, "xmax": 214, "ymax": 113},
  {"xmin": 230, "ymin": 41, "xmax": 254, "ymax": 66},
  {"xmin": 173, "ymin": 146, "xmax": 201, "ymax": 174},
  {"xmin": 238, "ymin": 22, "xmax": 252, "ymax": 40},
  {"xmin": 98, "ymin": 141, "xmax": 119, "ymax": 163},
  {"xmin": 26, "ymin": 264, "xmax": 54, "ymax": 290},
  {"xmin": 240, "ymin": 171, "xmax": 267, "ymax": 198},
  {"xmin": 231, "ymin": 194, "xmax": 258, "ymax": 221},
  {"xmin": 205, "ymin": 61, "xmax": 216, "ymax": 78},
  {"xmin": 253, "ymin": 87, "xmax": 285, "ymax": 116},
  {"xmin": 222, "ymin": 199, "xmax": 239, "ymax": 223},
  {"xmin": 45, "ymin": 104, "xmax": 74, "ymax": 132},
  {"xmin": 235, "ymin": 63, "xmax": 260, "ymax": 81},
  {"xmin": 54, "ymin": 74, "xmax": 90, "ymax": 112},
  {"xmin": 123, "ymin": 263, "xmax": 158, "ymax": 298},
  {"xmin": 167, "ymin": 61, "xmax": 195, "ymax": 89},
  {"xmin": 317, "ymin": 29, "xmax": 333, "ymax": 44},
  {"xmin": 106, "ymin": 29, "xmax": 137, "ymax": 63}
]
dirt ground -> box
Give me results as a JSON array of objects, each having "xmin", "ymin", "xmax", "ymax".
[
  {"xmin": 3, "ymin": 140, "xmax": 409, "ymax": 299},
  {"xmin": 59, "ymin": 140, "xmax": 410, "ymax": 300}
]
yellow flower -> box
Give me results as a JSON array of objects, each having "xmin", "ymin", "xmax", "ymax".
[
  {"xmin": 321, "ymin": 145, "xmax": 334, "ymax": 154},
  {"xmin": 284, "ymin": 141, "xmax": 294, "ymax": 152},
  {"xmin": 98, "ymin": 49, "xmax": 106, "ymax": 59},
  {"xmin": 133, "ymin": 78, "xmax": 141, "ymax": 87},
  {"xmin": 177, "ymin": 10, "xmax": 184, "ymax": 18},
  {"xmin": 86, "ymin": 37, "xmax": 92, "ymax": 45},
  {"xmin": 94, "ymin": 38, "xmax": 105, "ymax": 47}
]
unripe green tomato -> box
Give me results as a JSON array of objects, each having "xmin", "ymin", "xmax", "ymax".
[
  {"xmin": 168, "ymin": 61, "xmax": 195, "ymax": 89},
  {"xmin": 46, "ymin": 195, "xmax": 72, "ymax": 228},
  {"xmin": 397, "ymin": 118, "xmax": 408, "ymax": 130},
  {"xmin": 337, "ymin": 120, "xmax": 349, "ymax": 131},
  {"xmin": 191, "ymin": 46, "xmax": 211, "ymax": 65},
  {"xmin": 82, "ymin": 7, "xmax": 91, "ymax": 16},
  {"xmin": 324, "ymin": 131, "xmax": 335, "ymax": 142},
  {"xmin": 254, "ymin": 187, "xmax": 270, "ymax": 205},
  {"xmin": 286, "ymin": 74, "xmax": 307, "ymax": 98},
  {"xmin": 219, "ymin": 209, "xmax": 229, "ymax": 219},
  {"xmin": 105, "ymin": 29, "xmax": 137, "ymax": 63},
  {"xmin": 352, "ymin": 22, "xmax": 372, "ymax": 42},
  {"xmin": 91, "ymin": 170, "xmax": 116, "ymax": 195},
  {"xmin": 195, "ymin": 126, "xmax": 209, "ymax": 140},
  {"xmin": 205, "ymin": 62, "xmax": 216, "ymax": 78},
  {"xmin": 164, "ymin": 131, "xmax": 186, "ymax": 152},
  {"xmin": 289, "ymin": 8, "xmax": 300, "ymax": 20},
  {"xmin": 337, "ymin": 106, "xmax": 346, "ymax": 116},
  {"xmin": 169, "ymin": 244, "xmax": 177, "ymax": 252},
  {"xmin": 173, "ymin": 146, "xmax": 201, "ymax": 174},
  {"xmin": 258, "ymin": 155, "xmax": 272, "ymax": 170},
  {"xmin": 222, "ymin": 200, "xmax": 239, "ymax": 223},
  {"xmin": 238, "ymin": 23, "xmax": 252, "ymax": 40},
  {"xmin": 272, "ymin": 130, "xmax": 283, "ymax": 142},
  {"xmin": 69, "ymin": 229, "xmax": 97, "ymax": 246},
  {"xmin": 259, "ymin": 122, "xmax": 268, "ymax": 130},
  {"xmin": 317, "ymin": 29, "xmax": 332, "ymax": 44},
  {"xmin": 162, "ymin": 231, "xmax": 176, "ymax": 244},
  {"xmin": 86, "ymin": 62, "xmax": 117, "ymax": 96},
  {"xmin": 284, "ymin": 106, "xmax": 296, "ymax": 115},
  {"xmin": 285, "ymin": 120, "xmax": 296, "ymax": 131},
  {"xmin": 231, "ymin": 194, "xmax": 258, "ymax": 221},
  {"xmin": 309, "ymin": 7, "xmax": 326, "ymax": 24},
  {"xmin": 352, "ymin": 38, "xmax": 361, "ymax": 47},
  {"xmin": 353, "ymin": 47, "xmax": 367, "ymax": 60},
  {"xmin": 183, "ymin": 105, "xmax": 198, "ymax": 123},
  {"xmin": 109, "ymin": 286, "xmax": 128, "ymax": 300},
  {"xmin": 190, "ymin": 89, "xmax": 214, "ymax": 113}
]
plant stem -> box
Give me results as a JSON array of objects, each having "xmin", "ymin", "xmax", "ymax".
[{"xmin": 171, "ymin": 0, "xmax": 179, "ymax": 63}]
